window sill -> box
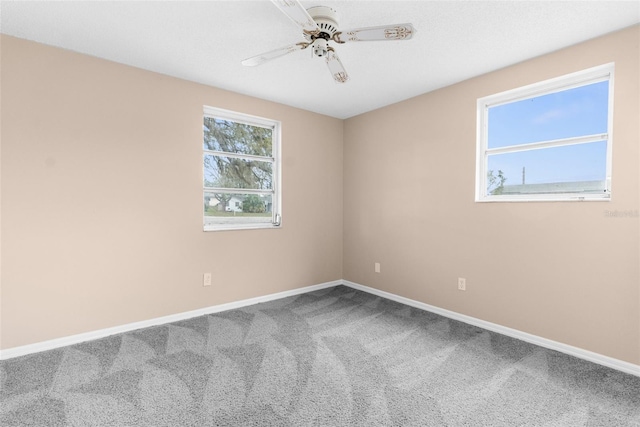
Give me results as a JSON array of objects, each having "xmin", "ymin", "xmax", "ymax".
[
  {"xmin": 476, "ymin": 194, "xmax": 611, "ymax": 203},
  {"xmin": 204, "ymin": 223, "xmax": 282, "ymax": 232}
]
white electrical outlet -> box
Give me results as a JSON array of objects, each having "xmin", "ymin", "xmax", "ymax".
[
  {"xmin": 203, "ymin": 273, "xmax": 212, "ymax": 287},
  {"xmin": 458, "ymin": 277, "xmax": 466, "ymax": 291},
  {"xmin": 374, "ymin": 262, "xmax": 381, "ymax": 273}
]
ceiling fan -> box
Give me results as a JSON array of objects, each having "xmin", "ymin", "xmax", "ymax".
[{"xmin": 241, "ymin": 0, "xmax": 416, "ymax": 83}]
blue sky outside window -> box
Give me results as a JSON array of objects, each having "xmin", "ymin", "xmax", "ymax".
[
  {"xmin": 488, "ymin": 141, "xmax": 607, "ymax": 186},
  {"xmin": 488, "ymin": 80, "xmax": 609, "ymax": 149}
]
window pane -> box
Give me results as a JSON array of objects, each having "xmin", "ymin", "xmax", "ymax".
[
  {"xmin": 204, "ymin": 154, "xmax": 272, "ymax": 190},
  {"xmin": 486, "ymin": 141, "xmax": 607, "ymax": 195},
  {"xmin": 203, "ymin": 117, "xmax": 272, "ymax": 156},
  {"xmin": 204, "ymin": 193, "xmax": 273, "ymax": 227},
  {"xmin": 488, "ymin": 81, "xmax": 609, "ymax": 149}
]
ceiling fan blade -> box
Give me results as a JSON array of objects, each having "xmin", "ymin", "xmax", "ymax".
[
  {"xmin": 326, "ymin": 51, "xmax": 349, "ymax": 83},
  {"xmin": 270, "ymin": 0, "xmax": 320, "ymax": 35},
  {"xmin": 334, "ymin": 23, "xmax": 415, "ymax": 43},
  {"xmin": 242, "ymin": 42, "xmax": 309, "ymax": 66}
]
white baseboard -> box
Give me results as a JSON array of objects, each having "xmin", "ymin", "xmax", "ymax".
[
  {"xmin": 2, "ymin": 278, "xmax": 639, "ymax": 378},
  {"xmin": 341, "ymin": 280, "xmax": 640, "ymax": 378},
  {"xmin": 0, "ymin": 280, "xmax": 341, "ymax": 361}
]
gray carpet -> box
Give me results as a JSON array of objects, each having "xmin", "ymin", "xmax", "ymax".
[{"xmin": 1, "ymin": 285, "xmax": 639, "ymax": 426}]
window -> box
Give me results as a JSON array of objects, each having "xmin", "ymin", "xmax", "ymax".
[
  {"xmin": 476, "ymin": 63, "xmax": 614, "ymax": 202},
  {"xmin": 203, "ymin": 106, "xmax": 281, "ymax": 231}
]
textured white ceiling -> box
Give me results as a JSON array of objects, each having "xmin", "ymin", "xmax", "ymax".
[{"xmin": 2, "ymin": 1, "xmax": 639, "ymax": 119}]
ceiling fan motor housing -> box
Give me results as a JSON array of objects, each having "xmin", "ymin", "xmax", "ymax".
[
  {"xmin": 306, "ymin": 6, "xmax": 339, "ymax": 39},
  {"xmin": 306, "ymin": 6, "xmax": 339, "ymax": 57}
]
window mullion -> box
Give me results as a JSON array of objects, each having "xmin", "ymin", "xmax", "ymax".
[
  {"xmin": 204, "ymin": 188, "xmax": 274, "ymax": 195},
  {"xmin": 203, "ymin": 149, "xmax": 274, "ymax": 163},
  {"xmin": 486, "ymin": 133, "xmax": 608, "ymax": 156}
]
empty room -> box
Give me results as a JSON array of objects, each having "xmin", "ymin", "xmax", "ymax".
[{"xmin": 1, "ymin": 1, "xmax": 639, "ymax": 426}]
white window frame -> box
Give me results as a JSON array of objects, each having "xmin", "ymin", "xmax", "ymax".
[
  {"xmin": 476, "ymin": 63, "xmax": 614, "ymax": 202},
  {"xmin": 203, "ymin": 106, "xmax": 282, "ymax": 231}
]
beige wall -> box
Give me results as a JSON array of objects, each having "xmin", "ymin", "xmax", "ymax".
[
  {"xmin": 0, "ymin": 35, "xmax": 344, "ymax": 349},
  {"xmin": 344, "ymin": 25, "xmax": 640, "ymax": 365}
]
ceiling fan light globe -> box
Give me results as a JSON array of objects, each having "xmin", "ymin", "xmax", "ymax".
[{"xmin": 313, "ymin": 39, "xmax": 328, "ymax": 57}]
